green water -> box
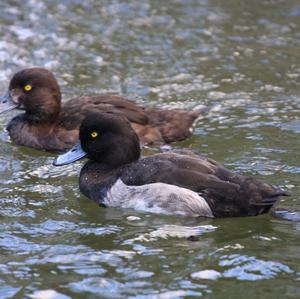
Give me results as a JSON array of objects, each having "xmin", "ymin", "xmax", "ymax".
[{"xmin": 0, "ymin": 0, "xmax": 299, "ymax": 298}]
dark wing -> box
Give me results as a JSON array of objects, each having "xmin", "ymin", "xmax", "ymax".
[
  {"xmin": 120, "ymin": 151, "xmax": 287, "ymax": 217},
  {"xmin": 58, "ymin": 95, "xmax": 206, "ymax": 144},
  {"xmin": 120, "ymin": 151, "xmax": 241, "ymax": 193},
  {"xmin": 58, "ymin": 95, "xmax": 149, "ymax": 130}
]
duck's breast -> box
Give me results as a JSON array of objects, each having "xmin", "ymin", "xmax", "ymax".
[{"xmin": 104, "ymin": 179, "xmax": 214, "ymax": 217}]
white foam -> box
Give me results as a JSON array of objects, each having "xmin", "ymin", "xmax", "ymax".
[
  {"xmin": 191, "ymin": 269, "xmax": 222, "ymax": 280},
  {"xmin": 126, "ymin": 216, "xmax": 141, "ymax": 221},
  {"xmin": 29, "ymin": 289, "xmax": 70, "ymax": 299},
  {"xmin": 125, "ymin": 224, "xmax": 217, "ymax": 243}
]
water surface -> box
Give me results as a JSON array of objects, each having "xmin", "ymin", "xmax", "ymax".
[{"xmin": 0, "ymin": 0, "xmax": 299, "ymax": 298}]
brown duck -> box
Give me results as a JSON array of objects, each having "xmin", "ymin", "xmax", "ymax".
[{"xmin": 0, "ymin": 68, "xmax": 203, "ymax": 151}]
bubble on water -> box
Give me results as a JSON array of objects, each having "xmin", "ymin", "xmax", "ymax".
[
  {"xmin": 137, "ymin": 290, "xmax": 204, "ymax": 298},
  {"xmin": 0, "ymin": 234, "xmax": 47, "ymax": 252},
  {"xmin": 69, "ymin": 276, "xmax": 152, "ymax": 297},
  {"xmin": 191, "ymin": 269, "xmax": 222, "ymax": 280},
  {"xmin": 0, "ymin": 284, "xmax": 21, "ymax": 299},
  {"xmin": 44, "ymin": 60, "xmax": 60, "ymax": 69},
  {"xmin": 94, "ymin": 56, "xmax": 104, "ymax": 66},
  {"xmin": 125, "ymin": 224, "xmax": 217, "ymax": 243},
  {"xmin": 280, "ymin": 120, "xmax": 300, "ymax": 134},
  {"xmin": 260, "ymin": 85, "xmax": 284, "ymax": 93},
  {"xmin": 29, "ymin": 289, "xmax": 70, "ymax": 299},
  {"xmin": 254, "ymin": 236, "xmax": 278, "ymax": 241},
  {"xmin": 219, "ymin": 254, "xmax": 294, "ymax": 281},
  {"xmin": 29, "ymin": 162, "xmax": 79, "ymax": 179},
  {"xmin": 215, "ymin": 243, "xmax": 244, "ymax": 253},
  {"xmin": 272, "ymin": 210, "xmax": 300, "ymax": 222},
  {"xmin": 10, "ymin": 26, "xmax": 36, "ymax": 41},
  {"xmin": 150, "ymin": 74, "xmax": 218, "ymax": 98},
  {"xmin": 207, "ymin": 91, "xmax": 227, "ymax": 100},
  {"xmin": 127, "ymin": 216, "xmax": 141, "ymax": 221}
]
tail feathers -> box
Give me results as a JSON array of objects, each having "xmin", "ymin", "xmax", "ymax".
[
  {"xmin": 252, "ymin": 188, "xmax": 289, "ymax": 206},
  {"xmin": 206, "ymin": 178, "xmax": 287, "ymax": 217},
  {"xmin": 253, "ymin": 196, "xmax": 280, "ymax": 206},
  {"xmin": 144, "ymin": 106, "xmax": 208, "ymax": 143},
  {"xmin": 239, "ymin": 178, "xmax": 288, "ymax": 212}
]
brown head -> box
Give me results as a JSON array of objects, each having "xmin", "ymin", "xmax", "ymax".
[{"xmin": 0, "ymin": 68, "xmax": 61, "ymax": 122}]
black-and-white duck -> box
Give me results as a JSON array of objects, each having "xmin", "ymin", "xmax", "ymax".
[{"xmin": 54, "ymin": 112, "xmax": 287, "ymax": 217}]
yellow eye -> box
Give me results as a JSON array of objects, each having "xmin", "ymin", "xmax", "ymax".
[
  {"xmin": 24, "ymin": 85, "xmax": 32, "ymax": 91},
  {"xmin": 91, "ymin": 131, "xmax": 98, "ymax": 138}
]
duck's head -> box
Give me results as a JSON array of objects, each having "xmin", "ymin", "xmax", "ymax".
[
  {"xmin": 54, "ymin": 112, "xmax": 141, "ymax": 168},
  {"xmin": 0, "ymin": 68, "xmax": 61, "ymax": 122}
]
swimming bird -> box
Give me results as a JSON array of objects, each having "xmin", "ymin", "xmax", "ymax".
[
  {"xmin": 0, "ymin": 68, "xmax": 202, "ymax": 151},
  {"xmin": 54, "ymin": 112, "xmax": 287, "ymax": 218}
]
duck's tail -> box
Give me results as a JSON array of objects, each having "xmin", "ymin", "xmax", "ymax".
[
  {"xmin": 239, "ymin": 178, "xmax": 289, "ymax": 216},
  {"xmin": 204, "ymin": 176, "xmax": 288, "ymax": 217},
  {"xmin": 144, "ymin": 106, "xmax": 208, "ymax": 143}
]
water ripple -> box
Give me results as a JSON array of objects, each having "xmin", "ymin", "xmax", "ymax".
[
  {"xmin": 0, "ymin": 0, "xmax": 300, "ymax": 298},
  {"xmin": 219, "ymin": 254, "xmax": 294, "ymax": 281}
]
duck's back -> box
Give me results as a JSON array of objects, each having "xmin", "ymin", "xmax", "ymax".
[
  {"xmin": 117, "ymin": 150, "xmax": 285, "ymax": 217},
  {"xmin": 59, "ymin": 95, "xmax": 201, "ymax": 144},
  {"xmin": 120, "ymin": 151, "xmax": 240, "ymax": 192},
  {"xmin": 59, "ymin": 95, "xmax": 149, "ymax": 129}
]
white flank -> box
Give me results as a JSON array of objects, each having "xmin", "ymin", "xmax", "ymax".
[{"xmin": 103, "ymin": 179, "xmax": 213, "ymax": 217}]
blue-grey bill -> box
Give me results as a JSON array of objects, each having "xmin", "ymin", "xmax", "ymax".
[
  {"xmin": 0, "ymin": 91, "xmax": 18, "ymax": 114},
  {"xmin": 53, "ymin": 141, "xmax": 87, "ymax": 166}
]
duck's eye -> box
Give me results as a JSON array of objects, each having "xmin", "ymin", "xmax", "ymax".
[
  {"xmin": 91, "ymin": 131, "xmax": 98, "ymax": 138},
  {"xmin": 24, "ymin": 85, "xmax": 32, "ymax": 92}
]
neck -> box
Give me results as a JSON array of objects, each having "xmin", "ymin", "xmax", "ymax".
[
  {"xmin": 25, "ymin": 110, "xmax": 60, "ymax": 124},
  {"xmin": 25, "ymin": 89, "xmax": 62, "ymax": 123},
  {"xmin": 79, "ymin": 161, "xmax": 120, "ymax": 203}
]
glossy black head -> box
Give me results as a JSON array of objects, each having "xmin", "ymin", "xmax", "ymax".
[
  {"xmin": 1, "ymin": 68, "xmax": 61, "ymax": 122},
  {"xmin": 79, "ymin": 112, "xmax": 141, "ymax": 169}
]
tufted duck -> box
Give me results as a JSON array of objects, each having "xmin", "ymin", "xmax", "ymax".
[
  {"xmin": 0, "ymin": 68, "xmax": 203, "ymax": 151},
  {"xmin": 53, "ymin": 112, "xmax": 287, "ymax": 218}
]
